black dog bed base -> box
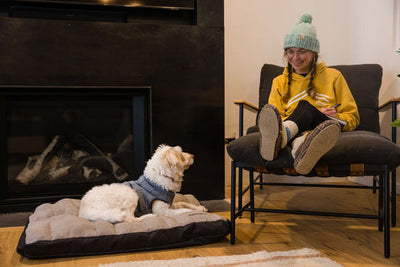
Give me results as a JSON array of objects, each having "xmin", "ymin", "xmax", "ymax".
[{"xmin": 17, "ymin": 198, "xmax": 230, "ymax": 259}]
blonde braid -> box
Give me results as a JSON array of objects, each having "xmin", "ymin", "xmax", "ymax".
[
  {"xmin": 282, "ymin": 62, "xmax": 292, "ymax": 103},
  {"xmin": 306, "ymin": 53, "xmax": 319, "ymax": 99}
]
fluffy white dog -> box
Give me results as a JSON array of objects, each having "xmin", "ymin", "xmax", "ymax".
[{"xmin": 79, "ymin": 144, "xmax": 207, "ymax": 223}]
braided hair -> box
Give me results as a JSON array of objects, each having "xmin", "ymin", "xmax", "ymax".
[{"xmin": 282, "ymin": 52, "xmax": 319, "ymax": 103}]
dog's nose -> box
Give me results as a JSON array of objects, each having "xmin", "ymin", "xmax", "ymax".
[
  {"xmin": 183, "ymin": 152, "xmax": 194, "ymax": 159},
  {"xmin": 184, "ymin": 153, "xmax": 194, "ymax": 167}
]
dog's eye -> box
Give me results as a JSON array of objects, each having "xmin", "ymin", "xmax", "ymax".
[{"xmin": 178, "ymin": 154, "xmax": 186, "ymax": 162}]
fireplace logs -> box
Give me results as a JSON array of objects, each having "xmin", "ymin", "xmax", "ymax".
[{"xmin": 15, "ymin": 134, "xmax": 130, "ymax": 185}]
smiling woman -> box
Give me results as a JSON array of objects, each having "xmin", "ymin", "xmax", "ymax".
[
  {"xmin": 257, "ymin": 13, "xmax": 360, "ymax": 174},
  {"xmin": 285, "ymin": 48, "xmax": 314, "ymax": 75}
]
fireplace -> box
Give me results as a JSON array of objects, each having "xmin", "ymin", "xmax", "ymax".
[
  {"xmin": 0, "ymin": 85, "xmax": 151, "ymax": 212},
  {"xmin": 0, "ymin": 0, "xmax": 225, "ymax": 203}
]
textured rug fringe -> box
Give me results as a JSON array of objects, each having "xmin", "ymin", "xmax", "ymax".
[{"xmin": 97, "ymin": 248, "xmax": 342, "ymax": 267}]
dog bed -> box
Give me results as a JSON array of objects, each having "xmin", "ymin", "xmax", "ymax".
[{"xmin": 16, "ymin": 195, "xmax": 230, "ymax": 259}]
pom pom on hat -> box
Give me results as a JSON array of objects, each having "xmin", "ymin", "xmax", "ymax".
[
  {"xmin": 299, "ymin": 13, "xmax": 312, "ymax": 24},
  {"xmin": 284, "ymin": 13, "xmax": 320, "ymax": 53}
]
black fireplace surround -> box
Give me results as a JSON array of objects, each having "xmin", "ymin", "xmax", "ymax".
[{"xmin": 0, "ymin": 0, "xmax": 225, "ymax": 212}]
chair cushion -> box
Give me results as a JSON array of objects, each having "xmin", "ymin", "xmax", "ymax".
[
  {"xmin": 227, "ymin": 130, "xmax": 400, "ymax": 176},
  {"xmin": 320, "ymin": 131, "xmax": 400, "ymax": 166},
  {"xmin": 226, "ymin": 132, "xmax": 292, "ymax": 170}
]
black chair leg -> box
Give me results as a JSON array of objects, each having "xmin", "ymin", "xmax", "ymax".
[
  {"xmin": 384, "ymin": 165, "xmax": 391, "ymax": 258},
  {"xmin": 391, "ymin": 101, "xmax": 397, "ymax": 227},
  {"xmin": 391, "ymin": 169, "xmax": 396, "ymax": 227},
  {"xmin": 230, "ymin": 161, "xmax": 236, "ymax": 244},
  {"xmin": 249, "ymin": 171, "xmax": 255, "ymax": 223},
  {"xmin": 373, "ymin": 176, "xmax": 377, "ymax": 194},
  {"xmin": 379, "ymin": 174, "xmax": 383, "ymax": 232},
  {"xmin": 238, "ymin": 167, "xmax": 243, "ymax": 216}
]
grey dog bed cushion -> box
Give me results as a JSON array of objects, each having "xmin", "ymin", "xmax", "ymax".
[{"xmin": 17, "ymin": 196, "xmax": 230, "ymax": 259}]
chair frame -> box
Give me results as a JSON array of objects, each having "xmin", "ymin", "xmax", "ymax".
[
  {"xmin": 379, "ymin": 97, "xmax": 400, "ymax": 227},
  {"xmin": 229, "ymin": 101, "xmax": 394, "ymax": 258}
]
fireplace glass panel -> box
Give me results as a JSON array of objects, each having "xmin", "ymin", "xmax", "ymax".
[{"xmin": 0, "ymin": 87, "xmax": 151, "ymax": 209}]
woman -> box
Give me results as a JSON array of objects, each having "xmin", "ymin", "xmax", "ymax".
[{"xmin": 259, "ymin": 13, "xmax": 359, "ymax": 175}]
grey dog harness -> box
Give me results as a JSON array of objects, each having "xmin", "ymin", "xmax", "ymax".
[{"xmin": 123, "ymin": 175, "xmax": 175, "ymax": 217}]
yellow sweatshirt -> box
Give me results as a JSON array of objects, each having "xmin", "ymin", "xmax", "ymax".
[{"xmin": 268, "ymin": 62, "xmax": 360, "ymax": 131}]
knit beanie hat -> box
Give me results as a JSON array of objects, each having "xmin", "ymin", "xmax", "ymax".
[{"xmin": 284, "ymin": 13, "xmax": 320, "ymax": 53}]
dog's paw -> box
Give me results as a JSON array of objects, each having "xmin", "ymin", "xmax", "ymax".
[
  {"xmin": 138, "ymin": 214, "xmax": 157, "ymax": 221},
  {"xmin": 172, "ymin": 202, "xmax": 208, "ymax": 212},
  {"xmin": 194, "ymin": 205, "xmax": 208, "ymax": 213},
  {"xmin": 125, "ymin": 213, "xmax": 157, "ymax": 223}
]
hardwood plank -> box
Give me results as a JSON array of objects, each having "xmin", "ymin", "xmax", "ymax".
[{"xmin": 0, "ymin": 183, "xmax": 399, "ymax": 266}]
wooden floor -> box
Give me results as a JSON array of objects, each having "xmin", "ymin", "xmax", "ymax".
[{"xmin": 1, "ymin": 181, "xmax": 400, "ymax": 267}]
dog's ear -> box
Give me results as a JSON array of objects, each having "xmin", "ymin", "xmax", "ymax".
[
  {"xmin": 156, "ymin": 144, "xmax": 168, "ymax": 153},
  {"xmin": 162, "ymin": 146, "xmax": 186, "ymax": 169}
]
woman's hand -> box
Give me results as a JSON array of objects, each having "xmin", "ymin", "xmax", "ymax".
[{"xmin": 321, "ymin": 107, "xmax": 337, "ymax": 118}]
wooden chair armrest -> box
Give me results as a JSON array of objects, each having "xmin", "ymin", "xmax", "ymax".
[
  {"xmin": 234, "ymin": 100, "xmax": 259, "ymax": 112},
  {"xmin": 378, "ymin": 97, "xmax": 400, "ymax": 111},
  {"xmin": 234, "ymin": 100, "xmax": 259, "ymax": 137}
]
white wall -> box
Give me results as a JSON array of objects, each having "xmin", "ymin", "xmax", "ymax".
[{"xmin": 224, "ymin": 0, "xmax": 400, "ymax": 189}]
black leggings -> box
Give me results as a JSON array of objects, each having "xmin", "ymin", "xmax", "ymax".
[{"xmin": 285, "ymin": 100, "xmax": 330, "ymax": 133}]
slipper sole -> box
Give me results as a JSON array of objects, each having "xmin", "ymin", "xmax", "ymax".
[
  {"xmin": 294, "ymin": 120, "xmax": 340, "ymax": 175},
  {"xmin": 259, "ymin": 104, "xmax": 282, "ymax": 161}
]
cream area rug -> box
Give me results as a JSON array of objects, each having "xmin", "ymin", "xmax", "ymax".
[{"xmin": 97, "ymin": 248, "xmax": 342, "ymax": 267}]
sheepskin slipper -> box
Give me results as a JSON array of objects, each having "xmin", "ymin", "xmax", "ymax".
[
  {"xmin": 293, "ymin": 120, "xmax": 341, "ymax": 175},
  {"xmin": 258, "ymin": 104, "xmax": 282, "ymax": 161}
]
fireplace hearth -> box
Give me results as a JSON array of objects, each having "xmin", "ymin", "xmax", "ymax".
[{"xmin": 0, "ymin": 86, "xmax": 151, "ymax": 212}]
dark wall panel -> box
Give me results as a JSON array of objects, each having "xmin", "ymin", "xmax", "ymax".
[{"xmin": 0, "ymin": 1, "xmax": 224, "ymax": 200}]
